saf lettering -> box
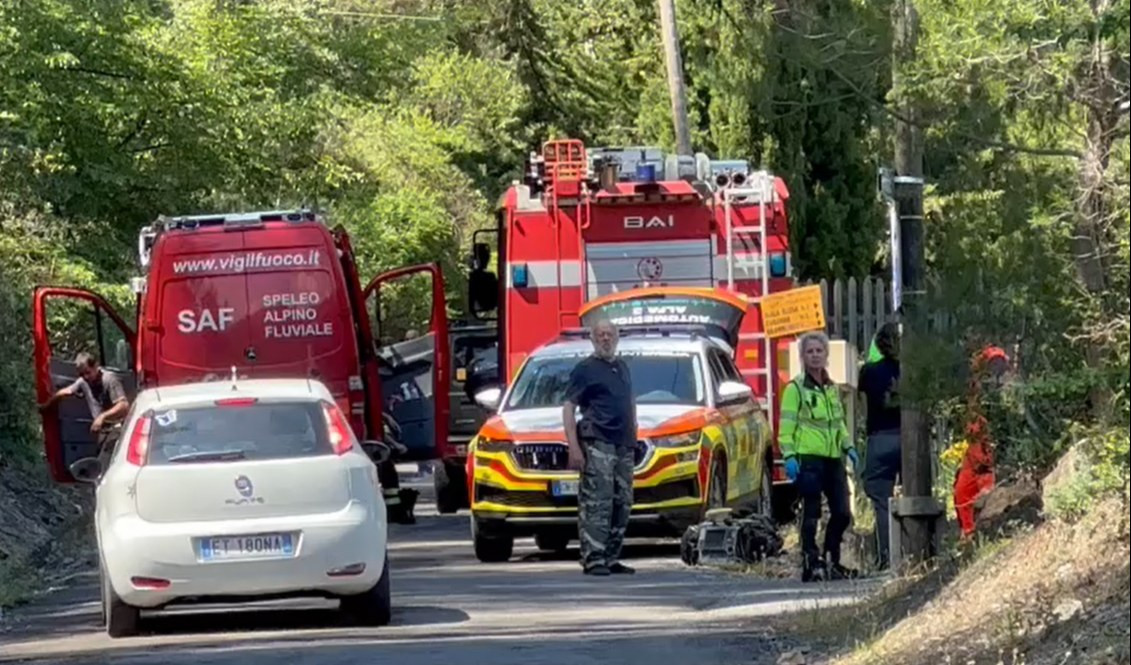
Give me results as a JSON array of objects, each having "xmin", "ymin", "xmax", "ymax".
[{"xmin": 178, "ymin": 308, "xmax": 235, "ymax": 333}]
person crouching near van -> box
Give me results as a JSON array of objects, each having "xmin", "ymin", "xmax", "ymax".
[
  {"xmin": 39, "ymin": 352, "xmax": 129, "ymax": 471},
  {"xmin": 780, "ymin": 332, "xmax": 860, "ymax": 582}
]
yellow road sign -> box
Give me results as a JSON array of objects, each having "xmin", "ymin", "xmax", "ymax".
[{"xmin": 760, "ymin": 285, "xmax": 825, "ymax": 338}]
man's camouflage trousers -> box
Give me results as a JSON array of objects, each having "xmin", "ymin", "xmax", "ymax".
[{"xmin": 578, "ymin": 439, "xmax": 635, "ymax": 571}]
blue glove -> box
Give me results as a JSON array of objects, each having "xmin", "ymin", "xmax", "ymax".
[
  {"xmin": 846, "ymin": 448, "xmax": 860, "ymax": 473},
  {"xmin": 785, "ymin": 457, "xmax": 800, "ymax": 482}
]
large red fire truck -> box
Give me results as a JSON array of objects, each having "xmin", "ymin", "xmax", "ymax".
[{"xmin": 447, "ymin": 139, "xmax": 800, "ymax": 519}]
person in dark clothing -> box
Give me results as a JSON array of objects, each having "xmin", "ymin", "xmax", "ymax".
[
  {"xmin": 563, "ymin": 319, "xmax": 637, "ymax": 576},
  {"xmin": 858, "ymin": 323, "xmax": 901, "ymax": 570}
]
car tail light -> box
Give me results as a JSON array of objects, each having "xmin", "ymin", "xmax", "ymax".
[
  {"xmin": 130, "ymin": 576, "xmax": 170, "ymax": 590},
  {"xmin": 126, "ymin": 413, "xmax": 153, "ymax": 467},
  {"xmin": 322, "ymin": 401, "xmax": 354, "ymax": 456},
  {"xmin": 214, "ymin": 397, "xmax": 258, "ymax": 407}
]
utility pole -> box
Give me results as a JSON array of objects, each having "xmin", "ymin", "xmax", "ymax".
[
  {"xmin": 657, "ymin": 0, "xmax": 693, "ymax": 155},
  {"xmin": 890, "ymin": 0, "xmax": 939, "ymax": 566}
]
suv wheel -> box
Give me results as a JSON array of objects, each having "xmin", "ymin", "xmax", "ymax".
[
  {"xmin": 534, "ymin": 531, "xmax": 570, "ymax": 553},
  {"xmin": 708, "ymin": 457, "xmax": 727, "ymax": 509},
  {"xmin": 472, "ymin": 518, "xmax": 514, "ymax": 563},
  {"xmin": 434, "ymin": 462, "xmax": 466, "ymax": 515},
  {"xmin": 754, "ymin": 462, "xmax": 774, "ymax": 518}
]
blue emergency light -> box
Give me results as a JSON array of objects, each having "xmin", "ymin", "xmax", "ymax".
[
  {"xmin": 769, "ymin": 253, "xmax": 788, "ymax": 277},
  {"xmin": 635, "ymin": 163, "xmax": 656, "ymax": 182},
  {"xmin": 511, "ymin": 263, "xmax": 529, "ymax": 288}
]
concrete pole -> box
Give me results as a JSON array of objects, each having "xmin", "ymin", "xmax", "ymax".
[
  {"xmin": 892, "ymin": 0, "xmax": 938, "ymax": 565},
  {"xmin": 657, "ymin": 0, "xmax": 693, "ymax": 155}
]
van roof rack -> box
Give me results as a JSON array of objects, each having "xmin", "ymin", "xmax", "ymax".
[
  {"xmin": 156, "ymin": 208, "xmax": 321, "ymax": 232},
  {"xmin": 138, "ymin": 208, "xmax": 323, "ymax": 269}
]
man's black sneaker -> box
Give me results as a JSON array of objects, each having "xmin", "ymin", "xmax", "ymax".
[
  {"xmin": 609, "ymin": 562, "xmax": 635, "ymax": 575},
  {"xmin": 801, "ymin": 562, "xmax": 827, "ymax": 583},
  {"xmin": 584, "ymin": 565, "xmax": 611, "ymax": 576},
  {"xmin": 829, "ymin": 564, "xmax": 859, "ymax": 580}
]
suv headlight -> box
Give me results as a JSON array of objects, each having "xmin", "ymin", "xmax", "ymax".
[
  {"xmin": 475, "ymin": 436, "xmax": 514, "ymax": 454},
  {"xmin": 651, "ymin": 430, "xmax": 702, "ymax": 448}
]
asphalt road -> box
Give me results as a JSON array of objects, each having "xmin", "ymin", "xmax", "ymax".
[{"xmin": 0, "ymin": 472, "xmax": 868, "ymax": 665}]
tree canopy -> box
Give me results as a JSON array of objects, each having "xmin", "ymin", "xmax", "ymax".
[{"xmin": 1, "ymin": 0, "xmax": 1127, "ymax": 471}]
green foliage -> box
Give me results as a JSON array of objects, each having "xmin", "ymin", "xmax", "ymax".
[
  {"xmin": 0, "ymin": 558, "xmax": 34, "ymax": 608},
  {"xmin": 0, "ymin": 0, "xmax": 516, "ymax": 457},
  {"xmin": 0, "ymin": 208, "xmax": 130, "ymax": 460},
  {"xmin": 899, "ymin": 0, "xmax": 1130, "ymax": 477},
  {"xmin": 1046, "ymin": 427, "xmax": 1131, "ymax": 522},
  {"xmin": 1, "ymin": 0, "xmax": 1126, "ymax": 483}
]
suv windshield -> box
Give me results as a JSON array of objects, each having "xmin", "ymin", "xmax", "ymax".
[
  {"xmin": 146, "ymin": 401, "xmax": 331, "ymax": 464},
  {"xmin": 505, "ymin": 351, "xmax": 705, "ymax": 410}
]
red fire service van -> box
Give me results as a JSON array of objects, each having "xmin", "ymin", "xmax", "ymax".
[{"xmin": 33, "ymin": 209, "xmax": 448, "ymax": 522}]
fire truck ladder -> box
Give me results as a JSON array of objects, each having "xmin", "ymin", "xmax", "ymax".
[
  {"xmin": 722, "ymin": 172, "xmax": 775, "ymax": 421},
  {"xmin": 543, "ymin": 139, "xmax": 589, "ymax": 329}
]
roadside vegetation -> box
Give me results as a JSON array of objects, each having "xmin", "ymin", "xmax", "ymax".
[{"xmin": 1, "ymin": 2, "xmax": 1128, "ymax": 644}]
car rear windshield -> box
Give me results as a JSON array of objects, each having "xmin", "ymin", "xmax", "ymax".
[
  {"xmin": 505, "ymin": 351, "xmax": 705, "ymax": 410},
  {"xmin": 146, "ymin": 401, "xmax": 331, "ymax": 464}
]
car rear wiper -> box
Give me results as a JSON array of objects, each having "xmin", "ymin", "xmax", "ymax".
[{"xmin": 166, "ymin": 450, "xmax": 247, "ymax": 463}]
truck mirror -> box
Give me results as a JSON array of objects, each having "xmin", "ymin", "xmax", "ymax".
[
  {"xmin": 361, "ymin": 440, "xmax": 392, "ymax": 465},
  {"xmin": 474, "ymin": 387, "xmax": 503, "ymax": 411},
  {"xmin": 471, "ymin": 243, "xmax": 491, "ymax": 271},
  {"xmin": 469, "ymin": 269, "xmax": 499, "ymax": 313}
]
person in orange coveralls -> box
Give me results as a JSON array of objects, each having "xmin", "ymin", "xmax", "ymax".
[{"xmin": 953, "ymin": 346, "xmax": 1010, "ymax": 537}]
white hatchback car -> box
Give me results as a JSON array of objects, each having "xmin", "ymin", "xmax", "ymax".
[{"xmin": 73, "ymin": 378, "xmax": 391, "ymax": 637}]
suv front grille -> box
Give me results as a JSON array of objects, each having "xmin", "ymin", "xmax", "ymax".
[
  {"xmin": 509, "ymin": 441, "xmax": 652, "ymax": 472},
  {"xmin": 510, "ymin": 443, "xmax": 569, "ymax": 471}
]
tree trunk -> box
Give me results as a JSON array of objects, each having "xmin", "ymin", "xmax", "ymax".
[{"xmin": 1073, "ymin": 0, "xmax": 1120, "ymax": 420}]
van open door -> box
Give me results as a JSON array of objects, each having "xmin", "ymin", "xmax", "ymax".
[
  {"xmin": 33, "ymin": 287, "xmax": 137, "ymax": 483},
  {"xmin": 363, "ymin": 264, "xmax": 449, "ymax": 462}
]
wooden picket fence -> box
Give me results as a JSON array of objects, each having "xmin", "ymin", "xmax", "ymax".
[
  {"xmin": 811, "ymin": 276, "xmax": 896, "ymax": 352},
  {"xmin": 810, "ymin": 275, "xmax": 958, "ymax": 480}
]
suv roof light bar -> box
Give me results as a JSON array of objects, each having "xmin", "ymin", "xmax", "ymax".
[{"xmin": 558, "ymin": 325, "xmax": 710, "ymax": 339}]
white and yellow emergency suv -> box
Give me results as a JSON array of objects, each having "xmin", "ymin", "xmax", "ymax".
[{"xmin": 465, "ymin": 289, "xmax": 774, "ymax": 563}]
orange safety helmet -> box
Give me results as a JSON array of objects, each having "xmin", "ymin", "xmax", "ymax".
[{"xmin": 967, "ymin": 345, "xmax": 1010, "ymax": 408}]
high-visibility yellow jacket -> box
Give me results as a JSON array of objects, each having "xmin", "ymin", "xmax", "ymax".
[{"xmin": 779, "ymin": 373, "xmax": 852, "ymax": 459}]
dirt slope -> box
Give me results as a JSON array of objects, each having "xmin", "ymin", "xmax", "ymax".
[
  {"xmin": 829, "ymin": 498, "xmax": 1130, "ymax": 665},
  {"xmin": 0, "ymin": 461, "xmax": 92, "ymax": 608}
]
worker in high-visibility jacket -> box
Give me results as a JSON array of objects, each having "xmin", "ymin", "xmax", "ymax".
[{"xmin": 780, "ymin": 331, "xmax": 860, "ymax": 582}]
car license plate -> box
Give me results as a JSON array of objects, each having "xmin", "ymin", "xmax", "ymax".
[
  {"xmin": 198, "ymin": 533, "xmax": 295, "ymax": 562},
  {"xmin": 551, "ymin": 480, "xmax": 579, "ymax": 497}
]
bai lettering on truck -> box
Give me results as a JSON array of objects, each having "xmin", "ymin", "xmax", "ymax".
[
  {"xmin": 171, "ymin": 250, "xmax": 321, "ymax": 275},
  {"xmin": 261, "ymin": 291, "xmax": 333, "ymax": 339},
  {"xmin": 623, "ymin": 214, "xmax": 675, "ymax": 230}
]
